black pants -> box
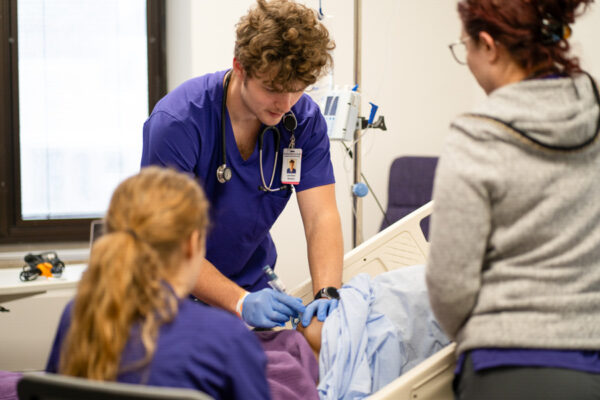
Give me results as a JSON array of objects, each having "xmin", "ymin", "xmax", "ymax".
[{"xmin": 454, "ymin": 352, "xmax": 600, "ymax": 400}]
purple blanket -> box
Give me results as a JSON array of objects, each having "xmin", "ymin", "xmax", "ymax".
[
  {"xmin": 0, "ymin": 371, "xmax": 21, "ymax": 400},
  {"xmin": 254, "ymin": 330, "xmax": 319, "ymax": 400}
]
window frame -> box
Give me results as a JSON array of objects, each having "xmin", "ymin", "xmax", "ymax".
[{"xmin": 0, "ymin": 0, "xmax": 166, "ymax": 244}]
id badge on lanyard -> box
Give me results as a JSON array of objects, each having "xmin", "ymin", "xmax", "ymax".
[{"xmin": 281, "ymin": 148, "xmax": 302, "ymax": 185}]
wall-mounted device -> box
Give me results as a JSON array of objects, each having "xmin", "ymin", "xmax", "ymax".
[{"xmin": 321, "ymin": 87, "xmax": 360, "ymax": 141}]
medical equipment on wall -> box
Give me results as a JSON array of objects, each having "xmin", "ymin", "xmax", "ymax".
[
  {"xmin": 19, "ymin": 251, "xmax": 65, "ymax": 282},
  {"xmin": 218, "ymin": 70, "xmax": 297, "ymax": 192},
  {"xmin": 352, "ymin": 182, "xmax": 368, "ymax": 197},
  {"xmin": 321, "ymin": 86, "xmax": 361, "ymax": 141},
  {"xmin": 326, "ymin": 86, "xmax": 388, "ymax": 220},
  {"xmin": 321, "ymin": 85, "xmax": 387, "ymax": 142}
]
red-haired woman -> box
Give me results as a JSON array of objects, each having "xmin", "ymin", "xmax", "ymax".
[{"xmin": 426, "ymin": 0, "xmax": 600, "ymax": 398}]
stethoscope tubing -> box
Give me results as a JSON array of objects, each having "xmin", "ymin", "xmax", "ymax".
[
  {"xmin": 221, "ymin": 72, "xmax": 230, "ymax": 172},
  {"xmin": 258, "ymin": 126, "xmax": 284, "ymax": 192},
  {"xmin": 220, "ymin": 69, "xmax": 294, "ymax": 192}
]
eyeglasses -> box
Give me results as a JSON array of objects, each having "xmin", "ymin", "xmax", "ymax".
[{"xmin": 448, "ymin": 36, "xmax": 471, "ymax": 65}]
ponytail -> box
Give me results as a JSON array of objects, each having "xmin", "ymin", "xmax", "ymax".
[
  {"xmin": 60, "ymin": 231, "xmax": 177, "ymax": 380},
  {"xmin": 59, "ymin": 166, "xmax": 209, "ymax": 381}
]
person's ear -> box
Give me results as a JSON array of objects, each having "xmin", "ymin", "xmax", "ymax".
[
  {"xmin": 478, "ymin": 31, "xmax": 499, "ymax": 63},
  {"xmin": 232, "ymin": 58, "xmax": 246, "ymax": 80},
  {"xmin": 183, "ymin": 229, "xmax": 201, "ymax": 260}
]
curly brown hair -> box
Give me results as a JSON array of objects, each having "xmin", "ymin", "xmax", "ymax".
[{"xmin": 234, "ymin": 0, "xmax": 335, "ymax": 92}]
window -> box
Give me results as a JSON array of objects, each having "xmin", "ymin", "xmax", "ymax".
[{"xmin": 0, "ymin": 0, "xmax": 165, "ymax": 243}]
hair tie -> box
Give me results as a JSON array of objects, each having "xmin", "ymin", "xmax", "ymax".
[
  {"xmin": 541, "ymin": 14, "xmax": 571, "ymax": 44},
  {"xmin": 126, "ymin": 229, "xmax": 140, "ymax": 241}
]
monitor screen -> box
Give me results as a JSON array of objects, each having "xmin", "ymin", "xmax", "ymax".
[
  {"xmin": 324, "ymin": 95, "xmax": 339, "ymax": 116},
  {"xmin": 89, "ymin": 220, "xmax": 104, "ymax": 249}
]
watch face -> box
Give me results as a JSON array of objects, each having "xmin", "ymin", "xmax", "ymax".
[
  {"xmin": 324, "ymin": 287, "xmax": 340, "ymax": 300},
  {"xmin": 315, "ymin": 286, "xmax": 340, "ymax": 300}
]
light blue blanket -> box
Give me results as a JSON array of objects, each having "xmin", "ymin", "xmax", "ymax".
[{"xmin": 317, "ymin": 264, "xmax": 449, "ymax": 400}]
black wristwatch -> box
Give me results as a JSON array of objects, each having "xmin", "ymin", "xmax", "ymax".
[{"xmin": 314, "ymin": 286, "xmax": 340, "ymax": 300}]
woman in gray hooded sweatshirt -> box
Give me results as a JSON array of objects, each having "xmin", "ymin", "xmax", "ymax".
[{"xmin": 426, "ymin": 0, "xmax": 600, "ymax": 398}]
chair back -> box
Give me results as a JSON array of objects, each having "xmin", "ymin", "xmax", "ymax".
[
  {"xmin": 380, "ymin": 156, "xmax": 438, "ymax": 238},
  {"xmin": 17, "ymin": 373, "xmax": 213, "ymax": 400}
]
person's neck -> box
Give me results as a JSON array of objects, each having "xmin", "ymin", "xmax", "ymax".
[
  {"xmin": 226, "ymin": 73, "xmax": 261, "ymax": 131},
  {"xmin": 525, "ymin": 64, "xmax": 563, "ymax": 80},
  {"xmin": 166, "ymin": 276, "xmax": 188, "ymax": 298},
  {"xmin": 488, "ymin": 61, "xmax": 529, "ymax": 94}
]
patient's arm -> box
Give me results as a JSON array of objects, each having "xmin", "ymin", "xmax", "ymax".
[{"xmin": 296, "ymin": 317, "xmax": 323, "ymax": 360}]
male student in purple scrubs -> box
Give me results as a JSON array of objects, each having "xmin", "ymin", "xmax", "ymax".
[{"xmin": 141, "ymin": 0, "xmax": 342, "ymax": 329}]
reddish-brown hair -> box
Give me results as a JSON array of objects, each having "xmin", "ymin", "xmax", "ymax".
[
  {"xmin": 234, "ymin": 0, "xmax": 335, "ymax": 91},
  {"xmin": 458, "ymin": 0, "xmax": 594, "ymax": 75}
]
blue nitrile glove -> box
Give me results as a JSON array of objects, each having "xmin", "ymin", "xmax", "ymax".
[
  {"xmin": 242, "ymin": 288, "xmax": 306, "ymax": 328},
  {"xmin": 301, "ymin": 298, "xmax": 339, "ymax": 327}
]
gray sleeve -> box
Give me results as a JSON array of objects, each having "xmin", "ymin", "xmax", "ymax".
[{"xmin": 426, "ymin": 125, "xmax": 500, "ymax": 340}]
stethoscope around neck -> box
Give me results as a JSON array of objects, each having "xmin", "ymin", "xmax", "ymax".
[{"xmin": 217, "ymin": 70, "xmax": 297, "ymax": 192}]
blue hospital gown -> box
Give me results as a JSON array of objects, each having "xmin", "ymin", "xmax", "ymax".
[{"xmin": 318, "ymin": 265, "xmax": 450, "ymax": 399}]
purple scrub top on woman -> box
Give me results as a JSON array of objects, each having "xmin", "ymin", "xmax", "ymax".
[
  {"xmin": 46, "ymin": 299, "xmax": 271, "ymax": 400},
  {"xmin": 141, "ymin": 70, "xmax": 335, "ymax": 291}
]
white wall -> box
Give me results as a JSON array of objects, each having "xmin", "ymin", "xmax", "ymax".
[
  {"xmin": 166, "ymin": 0, "xmax": 600, "ymax": 290},
  {"xmin": 358, "ymin": 1, "xmax": 482, "ymax": 242},
  {"xmin": 358, "ymin": 1, "xmax": 600, "ymax": 243}
]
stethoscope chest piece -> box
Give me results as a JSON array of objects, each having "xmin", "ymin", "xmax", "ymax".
[
  {"xmin": 218, "ymin": 69, "xmax": 297, "ymax": 192},
  {"xmin": 216, "ymin": 164, "xmax": 232, "ymax": 183}
]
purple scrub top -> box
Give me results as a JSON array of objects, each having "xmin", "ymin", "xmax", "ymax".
[
  {"xmin": 47, "ymin": 299, "xmax": 271, "ymax": 400},
  {"xmin": 141, "ymin": 70, "xmax": 335, "ymax": 291},
  {"xmin": 456, "ymin": 348, "xmax": 600, "ymax": 375}
]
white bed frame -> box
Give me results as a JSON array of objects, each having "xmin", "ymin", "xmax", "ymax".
[{"xmin": 291, "ymin": 202, "xmax": 457, "ymax": 400}]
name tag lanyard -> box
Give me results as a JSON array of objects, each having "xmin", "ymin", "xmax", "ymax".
[{"xmin": 259, "ymin": 113, "xmax": 300, "ymax": 192}]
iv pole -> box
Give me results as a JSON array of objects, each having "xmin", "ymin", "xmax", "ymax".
[{"xmin": 352, "ymin": 0, "xmax": 363, "ymax": 247}]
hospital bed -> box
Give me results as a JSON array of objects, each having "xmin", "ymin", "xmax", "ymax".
[{"xmin": 291, "ymin": 202, "xmax": 457, "ymax": 400}]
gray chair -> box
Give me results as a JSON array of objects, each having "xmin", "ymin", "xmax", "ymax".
[{"xmin": 17, "ymin": 373, "xmax": 213, "ymax": 400}]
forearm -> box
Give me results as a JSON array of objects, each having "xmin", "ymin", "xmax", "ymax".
[
  {"xmin": 426, "ymin": 138, "xmax": 492, "ymax": 338},
  {"xmin": 305, "ymin": 209, "xmax": 343, "ymax": 294},
  {"xmin": 427, "ymin": 197, "xmax": 487, "ymax": 338},
  {"xmin": 191, "ymin": 258, "xmax": 247, "ymax": 314},
  {"xmin": 296, "ymin": 316, "xmax": 323, "ymax": 360}
]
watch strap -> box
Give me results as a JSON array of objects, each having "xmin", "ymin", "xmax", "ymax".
[{"xmin": 314, "ymin": 286, "xmax": 340, "ymax": 300}]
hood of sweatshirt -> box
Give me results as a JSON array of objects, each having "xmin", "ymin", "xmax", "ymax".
[{"xmin": 468, "ymin": 73, "xmax": 600, "ymax": 149}]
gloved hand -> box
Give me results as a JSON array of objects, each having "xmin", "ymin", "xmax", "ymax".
[
  {"xmin": 242, "ymin": 288, "xmax": 306, "ymax": 328},
  {"xmin": 301, "ymin": 298, "xmax": 338, "ymax": 327}
]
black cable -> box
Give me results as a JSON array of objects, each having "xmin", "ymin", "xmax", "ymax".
[
  {"xmin": 360, "ymin": 172, "xmax": 391, "ymax": 227},
  {"xmin": 339, "ymin": 141, "xmax": 391, "ymax": 226},
  {"xmin": 19, "ymin": 252, "xmax": 65, "ymax": 282}
]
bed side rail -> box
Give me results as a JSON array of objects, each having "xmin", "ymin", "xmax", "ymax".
[
  {"xmin": 366, "ymin": 343, "xmax": 456, "ymax": 400},
  {"xmin": 291, "ymin": 202, "xmax": 433, "ymax": 304}
]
